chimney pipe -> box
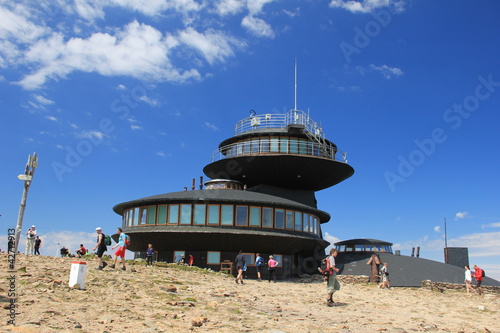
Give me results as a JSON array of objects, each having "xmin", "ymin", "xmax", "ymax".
[
  {"xmin": 411, "ymin": 247, "xmax": 415, "ymax": 257},
  {"xmin": 416, "ymin": 246, "xmax": 420, "ymax": 258},
  {"xmin": 199, "ymin": 176, "xmax": 203, "ymax": 190},
  {"xmin": 191, "ymin": 178, "xmax": 195, "ymax": 190}
]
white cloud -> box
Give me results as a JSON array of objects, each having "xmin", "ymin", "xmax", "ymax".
[
  {"xmin": 45, "ymin": 115, "xmax": 58, "ymax": 121},
  {"xmin": 433, "ymin": 226, "xmax": 441, "ymax": 233},
  {"xmin": 34, "ymin": 94, "xmax": 55, "ymax": 105},
  {"xmin": 0, "ymin": 6, "xmax": 49, "ymax": 43},
  {"xmin": 16, "ymin": 21, "xmax": 204, "ymax": 90},
  {"xmin": 455, "ymin": 211, "xmax": 469, "ymax": 220},
  {"xmin": 241, "ymin": 15, "xmax": 275, "ymax": 38},
  {"xmin": 130, "ymin": 124, "xmax": 142, "ymax": 130},
  {"xmin": 139, "ymin": 95, "xmax": 160, "ymax": 106},
  {"xmin": 178, "ymin": 27, "xmax": 246, "ymax": 65},
  {"xmin": 204, "ymin": 122, "xmax": 219, "ymax": 131},
  {"xmin": 329, "ymin": 0, "xmax": 407, "ymax": 14},
  {"xmin": 323, "ymin": 232, "xmax": 341, "ymax": 253},
  {"xmin": 481, "ymin": 222, "xmax": 500, "ymax": 229},
  {"xmin": 76, "ymin": 130, "xmax": 106, "ymax": 140},
  {"xmin": 214, "ymin": 0, "xmax": 245, "ymax": 16},
  {"xmin": 369, "ymin": 64, "xmax": 403, "ymax": 79},
  {"xmin": 116, "ymin": 84, "xmax": 127, "ymax": 90},
  {"xmin": 156, "ymin": 151, "xmax": 166, "ymax": 157}
]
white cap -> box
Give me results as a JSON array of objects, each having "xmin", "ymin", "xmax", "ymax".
[
  {"xmin": 96, "ymin": 227, "xmax": 102, "ymax": 231},
  {"xmin": 32, "ymin": 225, "xmax": 35, "ymax": 228}
]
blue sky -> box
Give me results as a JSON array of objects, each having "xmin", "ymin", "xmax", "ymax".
[{"xmin": 1, "ymin": 0, "xmax": 499, "ymax": 280}]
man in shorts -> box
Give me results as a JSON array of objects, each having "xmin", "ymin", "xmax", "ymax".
[
  {"xmin": 92, "ymin": 227, "xmax": 108, "ymax": 270},
  {"xmin": 473, "ymin": 265, "xmax": 484, "ymax": 295},
  {"xmin": 325, "ymin": 248, "xmax": 340, "ymax": 307},
  {"xmin": 110, "ymin": 228, "xmax": 128, "ymax": 271}
]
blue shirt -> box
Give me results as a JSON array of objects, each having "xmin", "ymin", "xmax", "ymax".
[{"xmin": 118, "ymin": 233, "xmax": 127, "ymax": 247}]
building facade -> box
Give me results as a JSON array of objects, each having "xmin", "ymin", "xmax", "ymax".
[{"xmin": 113, "ymin": 109, "xmax": 354, "ymax": 279}]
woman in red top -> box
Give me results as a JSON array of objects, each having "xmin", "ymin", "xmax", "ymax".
[{"xmin": 473, "ymin": 265, "xmax": 483, "ymax": 295}]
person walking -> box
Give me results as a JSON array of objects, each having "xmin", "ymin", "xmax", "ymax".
[
  {"xmin": 464, "ymin": 265, "xmax": 474, "ymax": 294},
  {"xmin": 110, "ymin": 228, "xmax": 128, "ymax": 271},
  {"xmin": 234, "ymin": 250, "xmax": 245, "ymax": 284},
  {"xmin": 472, "ymin": 265, "xmax": 484, "ymax": 295},
  {"xmin": 25, "ymin": 225, "xmax": 37, "ymax": 255},
  {"xmin": 34, "ymin": 236, "xmax": 42, "ymax": 255},
  {"xmin": 188, "ymin": 254, "xmax": 195, "ymax": 266},
  {"xmin": 379, "ymin": 262, "xmax": 391, "ymax": 289},
  {"xmin": 92, "ymin": 227, "xmax": 108, "ymax": 270},
  {"xmin": 146, "ymin": 244, "xmax": 154, "ymax": 266},
  {"xmin": 255, "ymin": 253, "xmax": 264, "ymax": 281},
  {"xmin": 268, "ymin": 255, "xmax": 279, "ymax": 283},
  {"xmin": 325, "ymin": 248, "xmax": 340, "ymax": 306}
]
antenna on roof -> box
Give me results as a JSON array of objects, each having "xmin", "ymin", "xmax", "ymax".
[{"xmin": 294, "ymin": 58, "xmax": 298, "ymax": 111}]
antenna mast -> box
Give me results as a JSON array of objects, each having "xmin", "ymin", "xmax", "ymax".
[{"xmin": 294, "ymin": 58, "xmax": 297, "ymax": 111}]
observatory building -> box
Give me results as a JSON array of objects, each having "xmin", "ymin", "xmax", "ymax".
[{"xmin": 113, "ymin": 109, "xmax": 354, "ymax": 279}]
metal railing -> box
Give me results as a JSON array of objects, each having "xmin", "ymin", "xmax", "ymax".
[
  {"xmin": 234, "ymin": 109, "xmax": 326, "ymax": 138},
  {"xmin": 210, "ymin": 137, "xmax": 348, "ymax": 163}
]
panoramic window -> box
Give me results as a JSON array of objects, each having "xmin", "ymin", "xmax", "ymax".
[
  {"xmin": 273, "ymin": 254, "xmax": 283, "ymax": 267},
  {"xmin": 207, "ymin": 205, "xmax": 220, "ymax": 225},
  {"xmin": 221, "ymin": 205, "xmax": 233, "ymax": 225},
  {"xmin": 243, "ymin": 253, "xmax": 255, "ymax": 266},
  {"xmin": 355, "ymin": 244, "xmax": 364, "ymax": 252},
  {"xmin": 262, "ymin": 207, "xmax": 273, "ymax": 228},
  {"xmin": 294, "ymin": 211, "xmax": 302, "ymax": 231},
  {"xmin": 275, "ymin": 209, "xmax": 284, "ymax": 229},
  {"xmin": 139, "ymin": 207, "xmax": 147, "ymax": 225},
  {"xmin": 147, "ymin": 206, "xmax": 157, "ymax": 225},
  {"xmin": 280, "ymin": 137, "xmax": 289, "ymax": 153},
  {"xmin": 285, "ymin": 210, "xmax": 294, "ymax": 229},
  {"xmin": 132, "ymin": 207, "xmax": 139, "ymax": 226},
  {"xmin": 157, "ymin": 205, "xmax": 167, "ymax": 225},
  {"xmin": 236, "ymin": 206, "xmax": 248, "ymax": 226},
  {"xmin": 193, "ymin": 204, "xmax": 206, "ymax": 225},
  {"xmin": 168, "ymin": 205, "xmax": 179, "ymax": 224},
  {"xmin": 290, "ymin": 138, "xmax": 298, "ymax": 154},
  {"xmin": 180, "ymin": 204, "xmax": 192, "ymax": 224},
  {"xmin": 249, "ymin": 206, "xmax": 261, "ymax": 227},
  {"xmin": 303, "ymin": 213, "xmax": 309, "ymax": 232}
]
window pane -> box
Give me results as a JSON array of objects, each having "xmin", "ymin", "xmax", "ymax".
[
  {"xmin": 355, "ymin": 244, "xmax": 364, "ymax": 252},
  {"xmin": 236, "ymin": 206, "xmax": 248, "ymax": 226},
  {"xmin": 133, "ymin": 208, "xmax": 139, "ymax": 226},
  {"xmin": 243, "ymin": 253, "xmax": 254, "ymax": 267},
  {"xmin": 273, "ymin": 254, "xmax": 283, "ymax": 267},
  {"xmin": 299, "ymin": 139, "xmax": 307, "ymax": 154},
  {"xmin": 221, "ymin": 205, "xmax": 233, "ymax": 225},
  {"xmin": 270, "ymin": 137, "xmax": 279, "ymax": 152},
  {"xmin": 180, "ymin": 204, "xmax": 192, "ymax": 224},
  {"xmin": 193, "ymin": 204, "xmax": 206, "ymax": 225},
  {"xmin": 139, "ymin": 207, "xmax": 147, "ymax": 225},
  {"xmin": 147, "ymin": 206, "xmax": 157, "ymax": 225},
  {"xmin": 286, "ymin": 210, "xmax": 294, "ymax": 229},
  {"xmin": 261, "ymin": 137, "xmax": 269, "ymax": 153},
  {"xmin": 262, "ymin": 208, "xmax": 273, "ymax": 228},
  {"xmin": 249, "ymin": 207, "xmax": 261, "ymax": 227},
  {"xmin": 290, "ymin": 138, "xmax": 298, "ymax": 154},
  {"xmin": 207, "ymin": 205, "xmax": 220, "ymax": 225},
  {"xmin": 303, "ymin": 213, "xmax": 309, "ymax": 232},
  {"xmin": 207, "ymin": 252, "xmax": 221, "ymax": 265},
  {"xmin": 280, "ymin": 137, "xmax": 289, "ymax": 153},
  {"xmin": 174, "ymin": 251, "xmax": 185, "ymax": 263},
  {"xmin": 275, "ymin": 209, "xmax": 284, "ymax": 229},
  {"xmin": 168, "ymin": 205, "xmax": 179, "ymax": 224},
  {"xmin": 366, "ymin": 244, "xmax": 374, "ymax": 251},
  {"xmin": 157, "ymin": 205, "xmax": 167, "ymax": 224},
  {"xmin": 251, "ymin": 139, "xmax": 259, "ymax": 153},
  {"xmin": 312, "ymin": 216, "xmax": 318, "ymax": 234},
  {"xmin": 294, "ymin": 211, "xmax": 302, "ymax": 231}
]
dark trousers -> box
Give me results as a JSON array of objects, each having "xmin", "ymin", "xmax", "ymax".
[
  {"xmin": 147, "ymin": 256, "xmax": 153, "ymax": 265},
  {"xmin": 268, "ymin": 267, "xmax": 276, "ymax": 282},
  {"xmin": 34, "ymin": 247, "xmax": 40, "ymax": 255}
]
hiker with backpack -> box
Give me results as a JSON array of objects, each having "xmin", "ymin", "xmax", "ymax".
[
  {"xmin": 110, "ymin": 227, "xmax": 130, "ymax": 271},
  {"xmin": 93, "ymin": 227, "xmax": 108, "ymax": 270},
  {"xmin": 255, "ymin": 253, "xmax": 264, "ymax": 281},
  {"xmin": 322, "ymin": 248, "xmax": 340, "ymax": 307},
  {"xmin": 472, "ymin": 265, "xmax": 484, "ymax": 295}
]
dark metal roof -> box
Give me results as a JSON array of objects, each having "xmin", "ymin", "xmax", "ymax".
[
  {"xmin": 335, "ymin": 238, "xmax": 393, "ymax": 246},
  {"xmin": 336, "ymin": 252, "xmax": 500, "ymax": 287},
  {"xmin": 113, "ymin": 189, "xmax": 331, "ymax": 222}
]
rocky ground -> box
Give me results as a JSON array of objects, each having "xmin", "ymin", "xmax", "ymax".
[{"xmin": 1, "ymin": 253, "xmax": 499, "ymax": 332}]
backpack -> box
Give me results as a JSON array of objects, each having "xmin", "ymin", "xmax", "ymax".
[
  {"xmin": 320, "ymin": 256, "xmax": 333, "ymax": 277},
  {"xmin": 256, "ymin": 256, "xmax": 264, "ymax": 266},
  {"xmin": 124, "ymin": 234, "xmax": 131, "ymax": 246},
  {"xmin": 481, "ymin": 269, "xmax": 485, "ymax": 277},
  {"xmin": 103, "ymin": 234, "xmax": 112, "ymax": 246}
]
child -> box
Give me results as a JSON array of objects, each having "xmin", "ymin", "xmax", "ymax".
[{"xmin": 146, "ymin": 244, "xmax": 154, "ymax": 267}]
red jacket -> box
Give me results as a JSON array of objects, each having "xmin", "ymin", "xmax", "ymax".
[{"xmin": 474, "ymin": 268, "xmax": 483, "ymax": 281}]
